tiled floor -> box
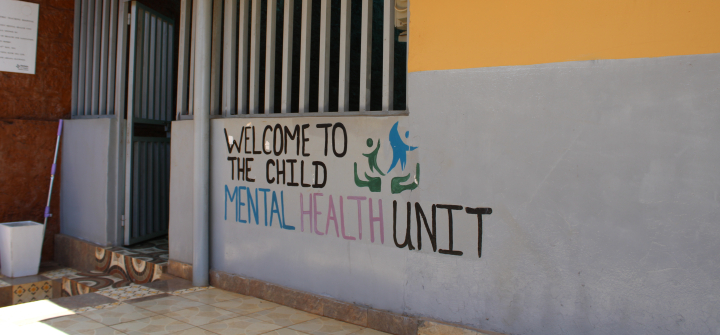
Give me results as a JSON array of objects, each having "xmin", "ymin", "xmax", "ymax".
[{"xmin": 0, "ymin": 280, "xmax": 391, "ymax": 335}]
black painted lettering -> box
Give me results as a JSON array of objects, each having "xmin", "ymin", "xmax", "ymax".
[
  {"xmin": 237, "ymin": 157, "xmax": 245, "ymax": 181},
  {"xmin": 316, "ymin": 123, "xmax": 332, "ymax": 156},
  {"xmin": 286, "ymin": 159, "xmax": 298, "ymax": 186},
  {"xmin": 415, "ymin": 202, "xmax": 436, "ymax": 252},
  {"xmin": 224, "ymin": 129, "xmax": 241, "ymax": 154},
  {"xmin": 436, "ymin": 204, "xmax": 464, "ymax": 256},
  {"xmin": 228, "ymin": 157, "xmax": 237, "ymax": 180},
  {"xmin": 266, "ymin": 159, "xmax": 276, "ymax": 183},
  {"xmin": 465, "ymin": 207, "xmax": 492, "ymax": 258},
  {"xmin": 262, "ymin": 125, "xmax": 273, "ymax": 155},
  {"xmin": 246, "ymin": 157, "xmax": 255, "ymax": 182},
  {"xmin": 312, "ymin": 161, "xmax": 327, "ymax": 188},
  {"xmin": 300, "ymin": 160, "xmax": 311, "ymax": 187},
  {"xmin": 273, "ymin": 124, "xmax": 284, "ymax": 156},
  {"xmin": 332, "ymin": 123, "xmax": 347, "ymax": 157},
  {"xmin": 301, "ymin": 124, "xmax": 310, "ymax": 157},
  {"xmin": 277, "ymin": 159, "xmax": 286, "ymax": 184},
  {"xmin": 252, "ymin": 126, "xmax": 261, "ymax": 154},
  {"xmin": 284, "ymin": 125, "xmax": 300, "ymax": 155},
  {"xmin": 393, "ymin": 201, "xmax": 415, "ymax": 250},
  {"xmin": 244, "ymin": 126, "xmax": 251, "ymax": 154}
]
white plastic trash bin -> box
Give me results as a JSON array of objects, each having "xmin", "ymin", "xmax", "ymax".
[{"xmin": 0, "ymin": 221, "xmax": 44, "ymax": 277}]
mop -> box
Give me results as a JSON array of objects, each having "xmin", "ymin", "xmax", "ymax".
[{"xmin": 43, "ymin": 120, "xmax": 63, "ymax": 229}]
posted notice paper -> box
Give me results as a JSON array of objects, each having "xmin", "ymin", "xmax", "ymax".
[{"xmin": 0, "ymin": 0, "xmax": 39, "ymax": 74}]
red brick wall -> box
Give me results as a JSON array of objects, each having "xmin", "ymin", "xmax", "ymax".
[
  {"xmin": 0, "ymin": 0, "xmax": 74, "ymax": 262},
  {"xmin": 0, "ymin": 0, "xmax": 179, "ymax": 262}
]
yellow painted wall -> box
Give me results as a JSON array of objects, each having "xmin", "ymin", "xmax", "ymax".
[{"xmin": 408, "ymin": 0, "xmax": 720, "ymax": 72}]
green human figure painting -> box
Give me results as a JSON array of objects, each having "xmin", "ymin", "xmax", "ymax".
[
  {"xmin": 354, "ymin": 138, "xmax": 384, "ymax": 192},
  {"xmin": 364, "ymin": 138, "xmax": 385, "ymax": 176}
]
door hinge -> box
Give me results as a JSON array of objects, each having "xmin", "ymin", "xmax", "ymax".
[{"xmin": 121, "ymin": 214, "xmax": 125, "ymax": 227}]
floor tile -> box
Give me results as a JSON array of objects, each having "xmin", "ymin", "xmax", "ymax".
[
  {"xmin": 97, "ymin": 283, "xmax": 163, "ymax": 301},
  {"xmin": 0, "ymin": 279, "xmax": 11, "ymax": 288},
  {"xmin": 0, "ymin": 299, "xmax": 74, "ymax": 325},
  {"xmin": 82, "ymin": 302, "xmax": 158, "ymax": 326},
  {"xmin": 263, "ymin": 327, "xmax": 314, "ymax": 335},
  {"xmin": 245, "ymin": 306, "xmax": 320, "ymax": 327},
  {"xmin": 164, "ymin": 304, "xmax": 239, "ymax": 326},
  {"xmin": 124, "ymin": 293, "xmax": 172, "ymax": 305},
  {"xmin": 38, "ymin": 314, "xmax": 108, "ymax": 334},
  {"xmin": 110, "ymin": 315, "xmax": 193, "ymax": 335},
  {"xmin": 140, "ymin": 278, "xmax": 198, "ymax": 293},
  {"xmin": 73, "ymin": 301, "xmax": 125, "ymax": 314},
  {"xmin": 171, "ymin": 286, "xmax": 211, "ymax": 296},
  {"xmin": 289, "ymin": 317, "xmax": 364, "ymax": 335},
  {"xmin": 41, "ymin": 268, "xmax": 80, "ymax": 280},
  {"xmin": 20, "ymin": 322, "xmax": 126, "ymax": 334},
  {"xmin": 350, "ymin": 328, "xmax": 393, "ymax": 335},
  {"xmin": 50, "ymin": 292, "xmax": 118, "ymax": 310},
  {"xmin": 180, "ymin": 288, "xmax": 244, "ymax": 304},
  {"xmin": 199, "ymin": 315, "xmax": 283, "ymax": 335},
  {"xmin": 210, "ymin": 296, "xmax": 280, "ymax": 315},
  {"xmin": 129, "ymin": 295, "xmax": 205, "ymax": 314},
  {"xmin": 170, "ymin": 327, "xmax": 217, "ymax": 335}
]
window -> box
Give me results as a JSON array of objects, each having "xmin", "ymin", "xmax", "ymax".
[{"xmin": 176, "ymin": 0, "xmax": 407, "ymax": 118}]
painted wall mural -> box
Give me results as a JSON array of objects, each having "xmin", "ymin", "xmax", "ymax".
[{"xmin": 218, "ymin": 120, "xmax": 491, "ymax": 258}]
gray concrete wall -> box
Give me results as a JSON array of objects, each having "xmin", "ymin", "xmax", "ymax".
[
  {"xmin": 59, "ymin": 118, "xmax": 113, "ymax": 245},
  {"xmin": 170, "ymin": 53, "xmax": 720, "ymax": 335},
  {"xmin": 168, "ymin": 120, "xmax": 194, "ymax": 264}
]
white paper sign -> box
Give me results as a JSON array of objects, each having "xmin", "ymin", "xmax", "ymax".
[{"xmin": 0, "ymin": 0, "xmax": 39, "ymax": 74}]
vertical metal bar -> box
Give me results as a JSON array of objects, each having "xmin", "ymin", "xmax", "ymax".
[
  {"xmin": 223, "ymin": 0, "xmax": 238, "ymax": 116},
  {"xmin": 161, "ymin": 144, "xmax": 168, "ymax": 231},
  {"xmin": 160, "ymin": 21, "xmax": 168, "ymax": 121},
  {"xmin": 237, "ymin": 0, "xmax": 250, "ymax": 114},
  {"xmin": 154, "ymin": 18, "xmax": 162, "ymax": 120},
  {"xmin": 132, "ymin": 142, "xmax": 140, "ymax": 239},
  {"xmin": 338, "ymin": 0, "xmax": 351, "ymax": 112},
  {"xmin": 193, "ymin": 0, "xmax": 213, "ymax": 287},
  {"xmin": 177, "ymin": 0, "xmax": 192, "ymax": 117},
  {"xmin": 382, "ymin": 0, "xmax": 394, "ymax": 111},
  {"xmin": 164, "ymin": 144, "xmax": 170, "ymax": 230},
  {"xmin": 210, "ymin": 0, "xmax": 223, "ymax": 115},
  {"xmin": 248, "ymin": 0, "xmax": 262, "ymax": 114},
  {"xmin": 141, "ymin": 12, "xmax": 151, "ymax": 119},
  {"xmin": 120, "ymin": 0, "xmax": 133, "ymax": 245},
  {"xmin": 144, "ymin": 142, "xmax": 151, "ymax": 236},
  {"xmin": 359, "ymin": 0, "xmax": 371, "ymax": 111},
  {"xmin": 317, "ymin": 0, "xmax": 331, "ymax": 112},
  {"xmin": 167, "ymin": 24, "xmax": 175, "ymax": 120},
  {"xmin": 280, "ymin": 0, "xmax": 294, "ymax": 113},
  {"xmin": 90, "ymin": 0, "xmax": 103, "ymax": 114},
  {"xmin": 70, "ymin": 0, "xmax": 82, "ymax": 116},
  {"xmin": 189, "ymin": 0, "xmax": 199, "ymax": 115},
  {"xmin": 83, "ymin": 0, "xmax": 95, "ymax": 115},
  {"xmin": 148, "ymin": 16, "xmax": 157, "ymax": 120},
  {"xmin": 264, "ymin": 0, "xmax": 278, "ymax": 114},
  {"xmin": 106, "ymin": 0, "xmax": 119, "ymax": 115},
  {"xmin": 153, "ymin": 142, "xmax": 160, "ymax": 233},
  {"xmin": 298, "ymin": 0, "xmax": 311, "ymax": 113},
  {"xmin": 98, "ymin": 0, "xmax": 111, "ymax": 115},
  {"xmin": 134, "ymin": 10, "xmax": 145, "ymax": 119}
]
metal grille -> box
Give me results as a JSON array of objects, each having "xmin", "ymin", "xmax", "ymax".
[
  {"xmin": 71, "ymin": 0, "xmax": 121, "ymax": 117},
  {"xmin": 176, "ymin": 0, "xmax": 405, "ymax": 118}
]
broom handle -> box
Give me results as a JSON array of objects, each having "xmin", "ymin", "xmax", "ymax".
[{"xmin": 43, "ymin": 120, "xmax": 63, "ymax": 226}]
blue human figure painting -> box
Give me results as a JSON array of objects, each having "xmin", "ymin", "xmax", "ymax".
[{"xmin": 387, "ymin": 122, "xmax": 417, "ymax": 173}]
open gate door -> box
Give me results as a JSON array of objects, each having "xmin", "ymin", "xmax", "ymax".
[{"xmin": 123, "ymin": 1, "xmax": 175, "ymax": 245}]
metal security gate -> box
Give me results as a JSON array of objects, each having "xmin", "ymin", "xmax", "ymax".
[{"xmin": 124, "ymin": 2, "xmax": 175, "ymax": 245}]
